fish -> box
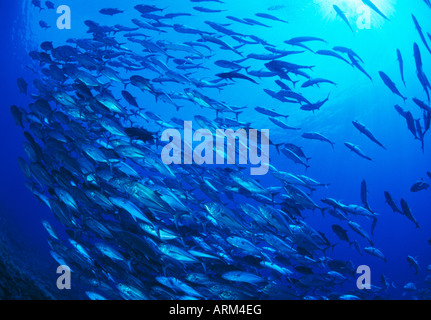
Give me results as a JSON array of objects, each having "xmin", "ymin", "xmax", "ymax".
[
  {"xmin": 295, "ymin": 266, "xmax": 314, "ymax": 275},
  {"xmin": 379, "ymin": 71, "xmax": 407, "ymax": 101},
  {"xmin": 226, "ymin": 236, "xmax": 262, "ymax": 257},
  {"xmin": 193, "ymin": 7, "xmax": 226, "ymax": 13},
  {"xmin": 302, "ymin": 132, "xmax": 335, "ymax": 149},
  {"xmin": 352, "ymin": 121, "xmax": 386, "ymax": 149},
  {"xmin": 349, "ymin": 221, "xmax": 373, "ymax": 246},
  {"xmin": 17, "ymin": 78, "xmax": 28, "ymax": 95},
  {"xmin": 316, "ymin": 50, "xmax": 351, "ymax": 65},
  {"xmin": 268, "ymin": 5, "xmax": 285, "ymax": 11},
  {"xmin": 109, "ymin": 197, "xmax": 153, "ymax": 225},
  {"xmin": 405, "ymin": 111, "xmax": 418, "ymax": 139},
  {"xmin": 276, "ymin": 90, "xmax": 312, "ymax": 105},
  {"xmin": 255, "ymin": 107, "xmax": 289, "ymax": 119},
  {"xmin": 384, "ymin": 191, "xmax": 402, "ymax": 214},
  {"xmin": 121, "ymin": 90, "xmax": 139, "ymax": 108},
  {"xmin": 344, "ymin": 143, "xmax": 373, "ymax": 161},
  {"xmin": 410, "ymin": 180, "xmax": 429, "ymax": 192},
  {"xmin": 413, "ymin": 98, "xmax": 431, "ymax": 113},
  {"xmin": 414, "ymin": 43, "xmax": 423, "ymax": 73},
  {"xmin": 32, "ymin": 0, "xmax": 43, "ymax": 11},
  {"xmin": 85, "ymin": 292, "xmax": 107, "ymax": 300},
  {"xmin": 302, "ymin": 78, "xmax": 336, "ymax": 88},
  {"xmin": 339, "ymin": 295, "xmax": 361, "ymax": 300},
  {"xmin": 269, "ymin": 117, "xmax": 300, "ymax": 131},
  {"xmin": 332, "ymin": 225, "xmax": 352, "ymax": 245},
  {"xmin": 333, "ymin": 46, "xmax": 363, "ymax": 63},
  {"xmin": 260, "ymin": 261, "xmax": 292, "ymax": 276},
  {"xmin": 400, "ymin": 198, "xmax": 421, "ymax": 229},
  {"xmin": 285, "ymin": 36, "xmax": 327, "ymax": 45},
  {"xmin": 255, "ymin": 13, "xmax": 288, "ymax": 24},
  {"xmin": 205, "ymin": 21, "xmax": 244, "ymax": 37},
  {"xmin": 100, "ymin": 8, "xmax": 124, "ymax": 16},
  {"xmin": 394, "ymin": 104, "xmax": 408, "ymax": 118},
  {"xmin": 200, "ymin": 34, "xmax": 242, "ymax": 56},
  {"xmin": 12, "ymin": 0, "xmax": 430, "ymax": 302},
  {"xmin": 403, "ymin": 283, "xmax": 417, "ymax": 291},
  {"xmin": 284, "ymin": 143, "xmax": 310, "ymax": 161},
  {"xmin": 396, "ymin": 49, "xmax": 406, "ymax": 87},
  {"xmin": 360, "ymin": 180, "xmax": 373, "ymax": 214},
  {"xmin": 190, "ymin": 0, "xmax": 224, "ymax": 3},
  {"xmin": 364, "ymin": 247, "xmax": 387, "ymax": 262},
  {"xmin": 333, "ymin": 5, "xmax": 353, "ymax": 32},
  {"xmin": 349, "ymin": 54, "xmax": 372, "ymax": 81},
  {"xmin": 215, "ymin": 71, "xmax": 258, "ymax": 84},
  {"xmin": 10, "ymin": 105, "xmax": 24, "ymax": 128},
  {"xmin": 134, "ymin": 4, "xmax": 164, "ymax": 14},
  {"xmin": 226, "ymin": 16, "xmax": 253, "ymax": 25},
  {"xmin": 300, "ymin": 94, "xmax": 330, "ymax": 113},
  {"xmin": 407, "ymin": 256, "xmax": 420, "ymax": 275},
  {"xmin": 362, "ymin": 0, "xmax": 390, "ymax": 21},
  {"xmin": 412, "ymin": 15, "xmax": 431, "ymax": 55},
  {"xmin": 243, "ymin": 18, "xmax": 271, "ymax": 28},
  {"xmin": 42, "ymin": 220, "xmax": 59, "ymax": 239},
  {"xmin": 281, "ymin": 147, "xmax": 310, "ymax": 170},
  {"xmin": 221, "ymin": 271, "xmax": 265, "ymax": 285}
]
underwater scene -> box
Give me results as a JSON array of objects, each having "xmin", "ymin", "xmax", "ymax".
[{"xmin": 1, "ymin": 0, "xmax": 431, "ymax": 301}]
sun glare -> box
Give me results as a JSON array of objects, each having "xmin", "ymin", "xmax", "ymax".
[{"xmin": 314, "ymin": 0, "xmax": 395, "ymax": 30}]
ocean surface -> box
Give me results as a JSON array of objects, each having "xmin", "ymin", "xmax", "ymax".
[{"xmin": 0, "ymin": 0, "xmax": 430, "ymax": 300}]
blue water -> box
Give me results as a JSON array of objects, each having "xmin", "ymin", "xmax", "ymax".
[{"xmin": 0, "ymin": 0, "xmax": 430, "ymax": 300}]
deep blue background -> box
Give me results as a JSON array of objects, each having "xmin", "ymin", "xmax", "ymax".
[{"xmin": 0, "ymin": 0, "xmax": 430, "ymax": 299}]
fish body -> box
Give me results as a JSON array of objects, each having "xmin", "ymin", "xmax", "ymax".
[
  {"xmin": 332, "ymin": 225, "xmax": 351, "ymax": 244},
  {"xmin": 255, "ymin": 13, "xmax": 288, "ymax": 24},
  {"xmin": 384, "ymin": 191, "xmax": 402, "ymax": 214},
  {"xmin": 364, "ymin": 247, "xmax": 387, "ymax": 262},
  {"xmin": 412, "ymin": 15, "xmax": 431, "ymax": 54},
  {"xmin": 333, "ymin": 5, "xmax": 353, "ymax": 32},
  {"xmin": 379, "ymin": 71, "xmax": 407, "ymax": 101},
  {"xmin": 222, "ymin": 271, "xmax": 265, "ymax": 285},
  {"xmin": 100, "ymin": 8, "xmax": 123, "ymax": 16},
  {"xmin": 300, "ymin": 95, "xmax": 330, "ymax": 113},
  {"xmin": 281, "ymin": 147, "xmax": 310, "ymax": 169},
  {"xmin": 344, "ymin": 143, "xmax": 373, "ymax": 161},
  {"xmin": 397, "ymin": 49, "xmax": 406, "ymax": 86},
  {"xmin": 407, "ymin": 256, "xmax": 420, "ymax": 275},
  {"xmin": 216, "ymin": 71, "xmax": 258, "ymax": 84},
  {"xmin": 352, "ymin": 121, "xmax": 386, "ymax": 149},
  {"xmin": 410, "ymin": 181, "xmax": 429, "ymax": 192},
  {"xmin": 362, "ymin": 0, "xmax": 390, "ymax": 21},
  {"xmin": 400, "ymin": 199, "xmax": 420, "ymax": 229},
  {"xmin": 255, "ymin": 107, "xmax": 289, "ymax": 118},
  {"xmin": 348, "ymin": 221, "xmax": 373, "ymax": 246},
  {"xmin": 302, "ymin": 132, "xmax": 335, "ymax": 149},
  {"xmin": 269, "ymin": 117, "xmax": 300, "ymax": 130}
]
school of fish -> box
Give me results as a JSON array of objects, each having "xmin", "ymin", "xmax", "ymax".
[{"xmin": 9, "ymin": 0, "xmax": 431, "ymax": 300}]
